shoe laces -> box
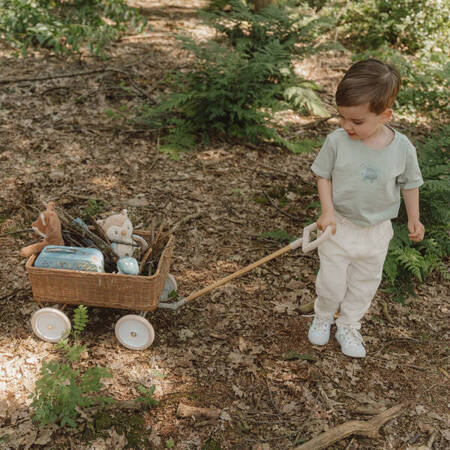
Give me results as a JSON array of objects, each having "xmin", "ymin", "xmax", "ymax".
[
  {"xmin": 312, "ymin": 317, "xmax": 332, "ymax": 331},
  {"xmin": 339, "ymin": 327, "xmax": 363, "ymax": 344}
]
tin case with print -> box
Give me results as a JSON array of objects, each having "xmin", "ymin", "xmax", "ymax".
[{"xmin": 34, "ymin": 246, "xmax": 105, "ymax": 273}]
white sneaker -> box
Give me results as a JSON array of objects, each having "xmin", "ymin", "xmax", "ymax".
[
  {"xmin": 335, "ymin": 326, "xmax": 366, "ymax": 358},
  {"xmin": 308, "ymin": 316, "xmax": 333, "ymax": 346}
]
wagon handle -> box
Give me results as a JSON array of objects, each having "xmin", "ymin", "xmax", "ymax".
[
  {"xmin": 158, "ymin": 223, "xmax": 332, "ymax": 310},
  {"xmin": 302, "ymin": 222, "xmax": 332, "ymax": 253}
]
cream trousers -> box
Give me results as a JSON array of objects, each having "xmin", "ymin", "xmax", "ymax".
[{"xmin": 314, "ymin": 214, "xmax": 394, "ymax": 329}]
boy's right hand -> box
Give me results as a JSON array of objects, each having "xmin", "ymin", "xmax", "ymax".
[{"xmin": 317, "ymin": 212, "xmax": 337, "ymax": 235}]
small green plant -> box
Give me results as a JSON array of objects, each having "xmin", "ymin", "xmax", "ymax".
[
  {"xmin": 286, "ymin": 136, "xmax": 324, "ymax": 154},
  {"xmin": 30, "ymin": 306, "xmax": 114, "ymax": 428},
  {"xmin": 0, "ymin": 0, "xmax": 147, "ymax": 56},
  {"xmin": 166, "ymin": 438, "xmax": 175, "ymax": 449},
  {"xmin": 136, "ymin": 385, "xmax": 159, "ymax": 410},
  {"xmin": 383, "ymin": 126, "xmax": 450, "ymax": 300},
  {"xmin": 260, "ymin": 228, "xmax": 295, "ymax": 243},
  {"xmin": 82, "ymin": 198, "xmax": 106, "ymax": 221}
]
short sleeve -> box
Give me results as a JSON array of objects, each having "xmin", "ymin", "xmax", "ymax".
[
  {"xmin": 311, "ymin": 134, "xmax": 336, "ymax": 179},
  {"xmin": 397, "ymin": 143, "xmax": 424, "ymax": 189}
]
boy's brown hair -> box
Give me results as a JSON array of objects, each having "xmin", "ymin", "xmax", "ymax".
[{"xmin": 335, "ymin": 59, "xmax": 401, "ymax": 114}]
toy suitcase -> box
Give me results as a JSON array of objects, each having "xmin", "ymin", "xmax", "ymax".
[{"xmin": 34, "ymin": 245, "xmax": 105, "ymax": 273}]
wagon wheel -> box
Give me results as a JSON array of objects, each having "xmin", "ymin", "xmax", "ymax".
[
  {"xmin": 159, "ymin": 274, "xmax": 177, "ymax": 301},
  {"xmin": 115, "ymin": 314, "xmax": 155, "ymax": 350},
  {"xmin": 31, "ymin": 307, "xmax": 71, "ymax": 343}
]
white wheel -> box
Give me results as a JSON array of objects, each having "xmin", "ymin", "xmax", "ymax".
[
  {"xmin": 31, "ymin": 307, "xmax": 71, "ymax": 343},
  {"xmin": 115, "ymin": 315, "xmax": 155, "ymax": 350},
  {"xmin": 159, "ymin": 274, "xmax": 178, "ymax": 301}
]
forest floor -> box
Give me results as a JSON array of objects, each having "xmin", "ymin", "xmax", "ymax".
[{"xmin": 0, "ymin": 1, "xmax": 449, "ymax": 449}]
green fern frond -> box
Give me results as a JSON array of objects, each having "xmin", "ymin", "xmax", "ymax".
[
  {"xmin": 73, "ymin": 305, "xmax": 89, "ymax": 334},
  {"xmin": 391, "ymin": 247, "xmax": 424, "ymax": 282}
]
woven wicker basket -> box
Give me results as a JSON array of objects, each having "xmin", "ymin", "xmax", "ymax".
[{"xmin": 25, "ymin": 232, "xmax": 174, "ymax": 312}]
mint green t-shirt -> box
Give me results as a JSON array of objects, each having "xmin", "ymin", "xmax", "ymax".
[{"xmin": 311, "ymin": 128, "xmax": 423, "ymax": 226}]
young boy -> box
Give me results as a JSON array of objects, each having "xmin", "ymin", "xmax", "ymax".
[{"xmin": 308, "ymin": 59, "xmax": 425, "ymax": 358}]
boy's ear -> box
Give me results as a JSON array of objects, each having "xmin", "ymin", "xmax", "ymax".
[{"xmin": 380, "ymin": 108, "xmax": 393, "ymax": 122}]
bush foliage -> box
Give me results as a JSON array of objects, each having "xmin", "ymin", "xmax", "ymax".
[
  {"xmin": 319, "ymin": 0, "xmax": 449, "ymax": 114},
  {"xmin": 383, "ymin": 126, "xmax": 450, "ymax": 301},
  {"xmin": 132, "ymin": 0, "xmax": 334, "ymax": 155},
  {"xmin": 339, "ymin": 0, "xmax": 449, "ymax": 54},
  {"xmin": 0, "ymin": 0, "xmax": 146, "ymax": 56}
]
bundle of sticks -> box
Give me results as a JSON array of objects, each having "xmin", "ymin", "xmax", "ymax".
[
  {"xmin": 56, "ymin": 207, "xmax": 170, "ymax": 275},
  {"xmin": 138, "ymin": 218, "xmax": 170, "ymax": 277}
]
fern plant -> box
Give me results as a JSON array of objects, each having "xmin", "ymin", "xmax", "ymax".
[
  {"xmin": 383, "ymin": 126, "xmax": 450, "ymax": 301},
  {"xmin": 131, "ymin": 0, "xmax": 334, "ymax": 155},
  {"xmin": 30, "ymin": 306, "xmax": 114, "ymax": 428}
]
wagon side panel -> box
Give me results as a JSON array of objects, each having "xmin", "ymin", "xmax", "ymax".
[{"xmin": 25, "ymin": 235, "xmax": 174, "ymax": 311}]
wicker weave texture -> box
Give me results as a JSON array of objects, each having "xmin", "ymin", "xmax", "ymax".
[{"xmin": 25, "ymin": 233, "xmax": 174, "ymax": 311}]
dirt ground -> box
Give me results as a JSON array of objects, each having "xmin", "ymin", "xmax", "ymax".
[{"xmin": 0, "ymin": 1, "xmax": 449, "ymax": 449}]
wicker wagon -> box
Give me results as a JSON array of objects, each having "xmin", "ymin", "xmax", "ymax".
[
  {"xmin": 25, "ymin": 222, "xmax": 331, "ymax": 351},
  {"xmin": 25, "ymin": 232, "xmax": 176, "ymax": 350}
]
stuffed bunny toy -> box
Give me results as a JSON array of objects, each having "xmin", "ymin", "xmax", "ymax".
[
  {"xmin": 97, "ymin": 209, "xmax": 148, "ymax": 258},
  {"xmin": 20, "ymin": 202, "xmax": 64, "ymax": 258}
]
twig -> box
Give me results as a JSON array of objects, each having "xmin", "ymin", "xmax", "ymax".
[
  {"xmin": 261, "ymin": 188, "xmax": 303, "ymax": 222},
  {"xmin": 170, "ymin": 206, "xmax": 202, "ymax": 234},
  {"xmin": 344, "ymin": 437, "xmax": 355, "ymax": 450},
  {"xmin": 0, "ymin": 67, "xmax": 141, "ymax": 85},
  {"xmin": 56, "ymin": 207, "xmax": 117, "ymax": 266},
  {"xmin": 289, "ymin": 116, "xmax": 335, "ymax": 137},
  {"xmin": 90, "ymin": 218, "xmax": 111, "ymax": 246},
  {"xmin": 41, "ymin": 86, "xmax": 73, "ymax": 96},
  {"xmin": 295, "ymin": 404, "xmax": 404, "ymax": 450},
  {"xmin": 0, "ymin": 288, "xmax": 25, "ymax": 301},
  {"xmin": 65, "ymin": 193, "xmax": 106, "ymax": 201},
  {"xmin": 120, "ymin": 34, "xmax": 155, "ymax": 41},
  {"xmin": 139, "ymin": 246, "xmax": 153, "ymax": 275},
  {"xmin": 177, "ymin": 403, "xmax": 221, "ymax": 419},
  {"xmin": 0, "ymin": 228, "xmax": 33, "ymax": 237},
  {"xmin": 265, "ymin": 376, "xmax": 281, "ymax": 418},
  {"xmin": 380, "ymin": 300, "xmax": 393, "ymax": 323}
]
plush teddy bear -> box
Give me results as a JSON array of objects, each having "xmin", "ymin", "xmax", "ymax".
[
  {"xmin": 97, "ymin": 209, "xmax": 148, "ymax": 258},
  {"xmin": 20, "ymin": 202, "xmax": 64, "ymax": 258}
]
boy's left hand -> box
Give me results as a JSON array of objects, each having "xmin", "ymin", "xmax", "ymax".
[{"xmin": 408, "ymin": 220, "xmax": 425, "ymax": 242}]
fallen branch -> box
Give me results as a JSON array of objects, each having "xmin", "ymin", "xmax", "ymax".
[
  {"xmin": 177, "ymin": 403, "xmax": 221, "ymax": 419},
  {"xmin": 295, "ymin": 404, "xmax": 404, "ymax": 450},
  {"xmin": 0, "ymin": 68, "xmax": 135, "ymax": 85}
]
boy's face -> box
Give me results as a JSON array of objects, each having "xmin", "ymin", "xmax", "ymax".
[{"xmin": 337, "ymin": 103, "xmax": 392, "ymax": 141}]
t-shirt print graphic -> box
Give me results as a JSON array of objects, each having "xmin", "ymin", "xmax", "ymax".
[{"xmin": 360, "ymin": 163, "xmax": 379, "ymax": 183}]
